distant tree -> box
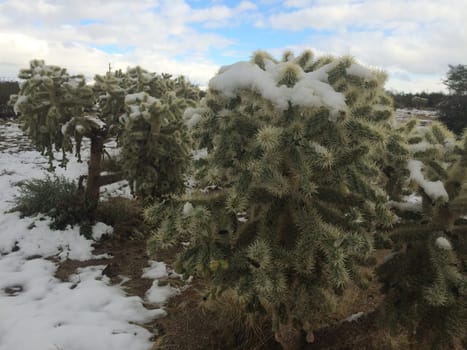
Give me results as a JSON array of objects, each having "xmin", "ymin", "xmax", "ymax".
[
  {"xmin": 389, "ymin": 91, "xmax": 445, "ymax": 110},
  {"xmin": 439, "ymin": 64, "xmax": 467, "ymax": 135},
  {"xmin": 444, "ymin": 64, "xmax": 467, "ymax": 95},
  {"xmin": 424, "ymin": 91, "xmax": 446, "ymax": 108}
]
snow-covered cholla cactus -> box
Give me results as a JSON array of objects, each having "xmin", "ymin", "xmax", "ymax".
[
  {"xmin": 118, "ymin": 68, "xmax": 199, "ymax": 200},
  {"xmin": 10, "ymin": 59, "xmax": 105, "ymax": 217},
  {"xmin": 10, "ymin": 60, "xmax": 198, "ymax": 219},
  {"xmin": 378, "ymin": 121, "xmax": 467, "ymax": 348},
  {"xmin": 10, "ymin": 60, "xmax": 94, "ymax": 169},
  {"xmin": 146, "ymin": 50, "xmax": 405, "ymax": 349}
]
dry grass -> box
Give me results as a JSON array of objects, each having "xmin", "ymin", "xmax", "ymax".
[
  {"xmin": 97, "ymin": 197, "xmax": 146, "ymax": 238},
  {"xmin": 153, "ymin": 283, "xmax": 278, "ymax": 350},
  {"xmin": 199, "ymin": 291, "xmax": 275, "ymax": 349}
]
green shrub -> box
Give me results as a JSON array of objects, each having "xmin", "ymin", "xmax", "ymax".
[
  {"xmin": 97, "ymin": 197, "xmax": 145, "ymax": 238},
  {"xmin": 439, "ymin": 64, "xmax": 467, "ymax": 135},
  {"xmin": 12, "ymin": 175, "xmax": 87, "ymax": 230}
]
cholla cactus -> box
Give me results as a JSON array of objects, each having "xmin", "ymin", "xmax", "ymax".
[
  {"xmin": 10, "ymin": 60, "xmax": 94, "ymax": 169},
  {"xmin": 10, "ymin": 60, "xmax": 104, "ymax": 218},
  {"xmin": 10, "ymin": 60, "xmax": 198, "ymax": 219},
  {"xmin": 146, "ymin": 50, "xmax": 405, "ymax": 349},
  {"xmin": 378, "ymin": 122, "xmax": 467, "ymax": 349},
  {"xmin": 119, "ymin": 69, "xmax": 199, "ymax": 200}
]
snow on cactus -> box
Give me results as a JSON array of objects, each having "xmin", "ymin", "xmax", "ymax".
[
  {"xmin": 10, "ymin": 61, "xmax": 199, "ymax": 221},
  {"xmin": 146, "ymin": 50, "xmax": 405, "ymax": 349},
  {"xmin": 378, "ymin": 124, "xmax": 467, "ymax": 348},
  {"xmin": 407, "ymin": 159, "xmax": 448, "ymax": 202},
  {"xmin": 118, "ymin": 69, "xmax": 200, "ymax": 200},
  {"xmin": 9, "ymin": 60, "xmax": 104, "ymax": 220},
  {"xmin": 435, "ymin": 236, "xmax": 452, "ymax": 250},
  {"xmin": 11, "ymin": 60, "xmax": 94, "ymax": 170}
]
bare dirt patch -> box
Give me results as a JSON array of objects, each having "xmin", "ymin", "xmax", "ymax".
[
  {"xmin": 54, "ymin": 234, "xmax": 165, "ymax": 338},
  {"xmin": 55, "ymin": 237, "xmax": 153, "ymax": 299}
]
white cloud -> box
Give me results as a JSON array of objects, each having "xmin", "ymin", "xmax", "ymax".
[
  {"xmin": 0, "ymin": 0, "xmax": 237, "ymax": 85},
  {"xmin": 0, "ymin": 33, "xmax": 219, "ymax": 86},
  {"xmin": 262, "ymin": 0, "xmax": 467, "ymax": 92},
  {"xmin": 189, "ymin": 1, "xmax": 257, "ymax": 28},
  {"xmin": 258, "ymin": 40, "xmax": 450, "ymax": 93},
  {"xmin": 0, "ymin": 0, "xmax": 464, "ymax": 92},
  {"xmin": 191, "ymin": 0, "xmax": 256, "ymax": 20},
  {"xmin": 269, "ymin": 1, "xmax": 467, "ymax": 30},
  {"xmin": 385, "ymin": 74, "xmax": 444, "ymax": 93}
]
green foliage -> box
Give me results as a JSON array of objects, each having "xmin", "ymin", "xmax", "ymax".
[
  {"xmin": 389, "ymin": 91, "xmax": 445, "ymax": 109},
  {"xmin": 147, "ymin": 49, "xmax": 405, "ymax": 347},
  {"xmin": 439, "ymin": 95, "xmax": 467, "ymax": 135},
  {"xmin": 11, "ymin": 175, "xmax": 87, "ymax": 230},
  {"xmin": 9, "ymin": 60, "xmax": 94, "ymax": 169},
  {"xmin": 97, "ymin": 197, "xmax": 146, "ymax": 238},
  {"xmin": 10, "ymin": 60, "xmax": 199, "ymax": 211},
  {"xmin": 118, "ymin": 70, "xmax": 199, "ymax": 200},
  {"xmin": 439, "ymin": 64, "xmax": 467, "ymax": 135},
  {"xmin": 444, "ymin": 64, "xmax": 467, "ymax": 95},
  {"xmin": 97, "ymin": 197, "xmax": 141, "ymax": 226},
  {"xmin": 378, "ymin": 124, "xmax": 467, "ymax": 348}
]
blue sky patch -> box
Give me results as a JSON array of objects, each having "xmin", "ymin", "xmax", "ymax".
[{"xmin": 92, "ymin": 44, "xmax": 135, "ymax": 55}]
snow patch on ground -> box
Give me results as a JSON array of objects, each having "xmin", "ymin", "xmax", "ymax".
[
  {"xmin": 101, "ymin": 180, "xmax": 132, "ymax": 199},
  {"xmin": 92, "ymin": 222, "xmax": 114, "ymax": 241},
  {"xmin": 0, "ymin": 215, "xmax": 108, "ymax": 261},
  {"xmin": 143, "ymin": 261, "xmax": 168, "ymax": 280},
  {"xmin": 395, "ymin": 108, "xmax": 438, "ymax": 123},
  {"xmin": 142, "ymin": 261, "xmax": 180, "ymax": 305},
  {"xmin": 0, "ymin": 121, "xmax": 161, "ymax": 350}
]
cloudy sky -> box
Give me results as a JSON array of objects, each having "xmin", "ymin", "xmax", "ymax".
[{"xmin": 1, "ymin": 0, "xmax": 466, "ymax": 92}]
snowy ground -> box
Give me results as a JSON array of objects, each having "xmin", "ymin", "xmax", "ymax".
[
  {"xmin": 394, "ymin": 108, "xmax": 438, "ymax": 125},
  {"xmin": 0, "ymin": 121, "xmax": 175, "ymax": 350}
]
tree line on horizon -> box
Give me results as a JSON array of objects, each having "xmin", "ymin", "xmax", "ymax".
[{"xmin": 388, "ymin": 91, "xmax": 446, "ymax": 109}]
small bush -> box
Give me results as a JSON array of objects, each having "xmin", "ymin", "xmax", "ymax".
[
  {"xmin": 97, "ymin": 197, "xmax": 145, "ymax": 238},
  {"xmin": 12, "ymin": 175, "xmax": 87, "ymax": 230}
]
